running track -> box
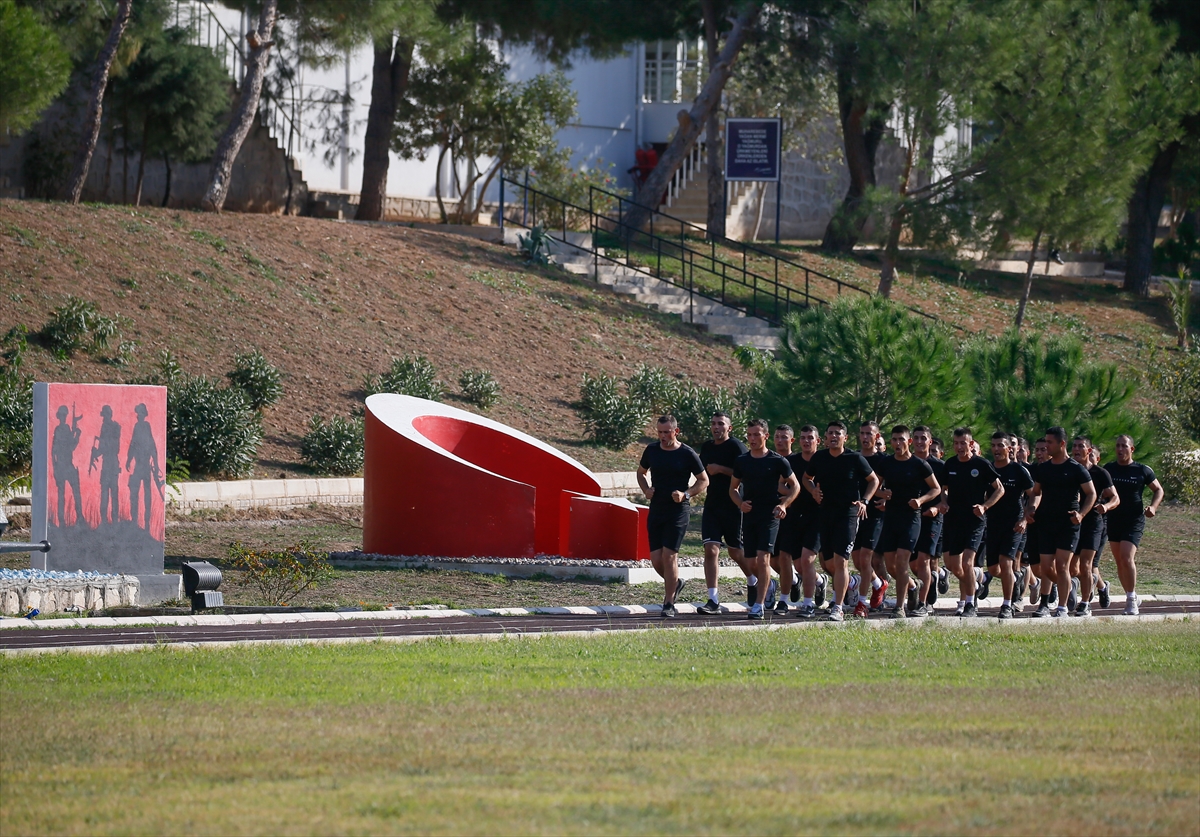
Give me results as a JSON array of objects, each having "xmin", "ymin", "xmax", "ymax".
[{"xmin": 2, "ymin": 598, "xmax": 1197, "ymax": 654}]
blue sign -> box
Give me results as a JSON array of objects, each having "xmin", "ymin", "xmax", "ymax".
[{"xmin": 725, "ymin": 118, "xmax": 781, "ymax": 182}]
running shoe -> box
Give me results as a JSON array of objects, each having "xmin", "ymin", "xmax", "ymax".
[
  {"xmin": 746, "ymin": 583, "xmax": 758, "ymax": 607},
  {"xmin": 1053, "ymin": 606, "xmax": 1068, "ymax": 618},
  {"xmin": 675, "ymin": 577, "xmax": 686, "ymax": 601},
  {"xmin": 661, "ymin": 603, "xmax": 676, "ymax": 618},
  {"xmin": 928, "ymin": 582, "xmax": 939, "ymax": 606},
  {"xmin": 1012, "ymin": 597, "xmax": 1024, "ymax": 614},
  {"xmin": 774, "ymin": 599, "xmax": 789, "ymax": 615},
  {"xmin": 1049, "ymin": 583, "xmax": 1058, "ymax": 603},
  {"xmin": 906, "ymin": 584, "xmax": 920, "ymax": 613},
  {"xmin": 825, "ymin": 607, "xmax": 845, "ymax": 623},
  {"xmin": 1123, "ymin": 595, "xmax": 1140, "ymax": 616},
  {"xmin": 962, "ymin": 601, "xmax": 978, "ymax": 617},
  {"xmin": 1067, "ymin": 578, "xmax": 1079, "ymax": 611},
  {"xmin": 853, "ymin": 601, "xmax": 869, "ymax": 619},
  {"xmin": 870, "ymin": 579, "xmax": 889, "ymax": 610},
  {"xmin": 909, "ymin": 603, "xmax": 932, "ymax": 617},
  {"xmin": 953, "ymin": 602, "xmax": 966, "ymax": 617},
  {"xmin": 1029, "ymin": 578, "xmax": 1041, "ymax": 605},
  {"xmin": 748, "ymin": 603, "xmax": 764, "ymax": 620},
  {"xmin": 977, "ymin": 573, "xmax": 992, "ymax": 601},
  {"xmin": 998, "ymin": 603, "xmax": 1014, "ymax": 620},
  {"xmin": 937, "ymin": 568, "xmax": 950, "ymax": 594},
  {"xmin": 888, "ymin": 606, "xmax": 906, "ymax": 619},
  {"xmin": 814, "ymin": 574, "xmax": 827, "ymax": 609},
  {"xmin": 790, "ymin": 575, "xmax": 801, "ymax": 603},
  {"xmin": 796, "ymin": 602, "xmax": 816, "ymax": 619},
  {"xmin": 1098, "ymin": 582, "xmax": 1111, "ymax": 609},
  {"xmin": 765, "ymin": 578, "xmax": 779, "ymax": 610},
  {"xmin": 1090, "ymin": 572, "xmax": 1099, "ymax": 602},
  {"xmin": 1072, "ymin": 602, "xmax": 1091, "ymax": 617},
  {"xmin": 696, "ymin": 598, "xmax": 721, "ymax": 615},
  {"xmin": 1032, "ymin": 602, "xmax": 1051, "ymax": 618}
]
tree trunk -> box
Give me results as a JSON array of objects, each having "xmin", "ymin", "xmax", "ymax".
[
  {"xmin": 625, "ymin": 3, "xmax": 761, "ymax": 236},
  {"xmin": 1014, "ymin": 228, "xmax": 1043, "ymax": 330},
  {"xmin": 121, "ymin": 112, "xmax": 129, "ymax": 204},
  {"xmin": 1124, "ymin": 140, "xmax": 1180, "ymax": 297},
  {"xmin": 702, "ymin": 0, "xmax": 725, "ymax": 239},
  {"xmin": 161, "ymin": 153, "xmax": 172, "ymax": 207},
  {"xmin": 356, "ymin": 34, "xmax": 414, "ymax": 222},
  {"xmin": 102, "ymin": 123, "xmax": 114, "ymax": 201},
  {"xmin": 65, "ymin": 0, "xmax": 132, "ymax": 204},
  {"xmin": 434, "ymin": 144, "xmax": 449, "ymax": 224},
  {"xmin": 201, "ymin": 0, "xmax": 278, "ymax": 212},
  {"xmin": 878, "ymin": 139, "xmax": 917, "ymax": 297},
  {"xmin": 133, "ymin": 116, "xmax": 150, "ymax": 206}
]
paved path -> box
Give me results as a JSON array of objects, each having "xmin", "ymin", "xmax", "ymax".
[{"xmin": 2, "ymin": 597, "xmax": 1196, "ymax": 655}]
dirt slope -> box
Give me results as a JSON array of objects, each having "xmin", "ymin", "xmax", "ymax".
[{"xmin": 0, "ymin": 199, "xmax": 748, "ymax": 475}]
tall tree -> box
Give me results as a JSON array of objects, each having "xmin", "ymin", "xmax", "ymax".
[
  {"xmin": 201, "ymin": 0, "xmax": 278, "ymax": 212},
  {"xmin": 63, "ymin": 0, "xmax": 132, "ymax": 204},
  {"xmin": 0, "ymin": 0, "xmax": 70, "ymax": 136},
  {"xmin": 702, "ymin": 0, "xmax": 726, "ymax": 238},
  {"xmin": 1124, "ymin": 0, "xmax": 1200, "ymax": 296}
]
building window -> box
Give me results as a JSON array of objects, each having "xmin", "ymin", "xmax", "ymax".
[{"xmin": 643, "ymin": 40, "xmax": 704, "ymax": 104}]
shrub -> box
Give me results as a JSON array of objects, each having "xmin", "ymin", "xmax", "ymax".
[
  {"xmin": 579, "ymin": 373, "xmax": 646, "ymax": 449},
  {"xmin": 365, "ymin": 354, "xmax": 443, "ymax": 401},
  {"xmin": 167, "ymin": 376, "xmax": 261, "ymax": 478},
  {"xmin": 459, "ymin": 369, "xmax": 500, "ymax": 410},
  {"xmin": 1159, "ymin": 447, "xmax": 1200, "ymax": 504},
  {"xmin": 665, "ymin": 381, "xmax": 754, "ymax": 445},
  {"xmin": 626, "ymin": 364, "xmax": 677, "ymax": 416},
  {"xmin": 0, "ymin": 372, "xmax": 33, "ymax": 476},
  {"xmin": 1, "ymin": 325, "xmax": 28, "ymax": 374},
  {"xmin": 226, "ymin": 541, "xmax": 333, "ymax": 606},
  {"xmin": 226, "ymin": 349, "xmax": 283, "ymax": 412},
  {"xmin": 301, "ymin": 415, "xmax": 364, "ymax": 476},
  {"xmin": 40, "ymin": 296, "xmax": 119, "ymax": 358}
]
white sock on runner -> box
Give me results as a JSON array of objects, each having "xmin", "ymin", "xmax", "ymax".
[
  {"xmin": 747, "ymin": 575, "xmax": 758, "ymax": 587},
  {"xmin": 708, "ymin": 587, "xmax": 719, "ymax": 602},
  {"xmin": 872, "ymin": 577, "xmax": 882, "ymax": 590},
  {"xmin": 858, "ymin": 595, "xmax": 869, "ymax": 605}
]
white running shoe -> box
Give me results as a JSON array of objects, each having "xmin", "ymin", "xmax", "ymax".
[{"xmin": 1124, "ymin": 594, "xmax": 1140, "ymax": 616}]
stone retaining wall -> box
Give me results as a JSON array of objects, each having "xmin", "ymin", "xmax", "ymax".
[{"xmin": 0, "ymin": 575, "xmax": 139, "ymax": 616}]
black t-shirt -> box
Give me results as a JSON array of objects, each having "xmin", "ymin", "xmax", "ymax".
[
  {"xmin": 862, "ymin": 452, "xmax": 889, "ymax": 518},
  {"xmin": 786, "ymin": 452, "xmax": 819, "ymax": 514},
  {"xmin": 699, "ymin": 437, "xmax": 749, "ymax": 511},
  {"xmin": 1033, "ymin": 458, "xmax": 1092, "ymax": 521},
  {"xmin": 943, "ymin": 455, "xmax": 1001, "ymax": 516},
  {"xmin": 804, "ymin": 449, "xmax": 875, "ymax": 508},
  {"xmin": 988, "ymin": 461, "xmax": 1034, "ymax": 526},
  {"xmin": 733, "ymin": 450, "xmax": 794, "ymax": 518},
  {"xmin": 1104, "ymin": 461, "xmax": 1157, "ymax": 523},
  {"xmin": 877, "ymin": 455, "xmax": 934, "ymax": 517},
  {"xmin": 1085, "ymin": 464, "xmax": 1114, "ymax": 521},
  {"xmin": 640, "ymin": 443, "xmax": 704, "ymax": 508},
  {"xmin": 916, "ymin": 456, "xmax": 947, "ymax": 509}
]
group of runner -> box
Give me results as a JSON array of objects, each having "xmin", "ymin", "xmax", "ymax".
[{"xmin": 636, "ymin": 413, "xmax": 1165, "ymax": 621}]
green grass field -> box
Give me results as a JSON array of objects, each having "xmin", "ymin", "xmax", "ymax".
[{"xmin": 2, "ymin": 622, "xmax": 1197, "ymax": 836}]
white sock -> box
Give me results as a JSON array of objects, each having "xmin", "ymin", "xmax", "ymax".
[
  {"xmin": 803, "ymin": 597, "xmax": 813, "ymax": 606},
  {"xmin": 708, "ymin": 587, "xmax": 719, "ymax": 602},
  {"xmin": 858, "ymin": 594, "xmax": 869, "ymax": 605},
  {"xmin": 748, "ymin": 575, "xmax": 758, "ymax": 587},
  {"xmin": 872, "ymin": 577, "xmax": 883, "ymax": 590},
  {"xmin": 1127, "ymin": 590, "xmax": 1136, "ymax": 598},
  {"xmin": 1002, "ymin": 599, "xmax": 1011, "ymax": 607}
]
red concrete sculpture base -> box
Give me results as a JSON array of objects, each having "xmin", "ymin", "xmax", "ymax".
[{"xmin": 363, "ymin": 394, "xmax": 649, "ymax": 560}]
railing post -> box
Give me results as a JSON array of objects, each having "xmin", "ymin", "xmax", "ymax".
[
  {"xmin": 498, "ymin": 174, "xmax": 505, "ymax": 235},
  {"xmin": 522, "ymin": 170, "xmax": 529, "ymax": 227}
]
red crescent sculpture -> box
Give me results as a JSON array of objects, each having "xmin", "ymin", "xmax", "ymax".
[{"xmin": 363, "ymin": 394, "xmax": 649, "ymax": 560}]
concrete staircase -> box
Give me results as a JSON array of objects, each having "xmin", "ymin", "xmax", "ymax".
[
  {"xmin": 502, "ymin": 228, "xmax": 782, "ymax": 351},
  {"xmin": 663, "ymin": 160, "xmax": 756, "ymax": 230}
]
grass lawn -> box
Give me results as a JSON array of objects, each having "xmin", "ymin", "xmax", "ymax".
[{"xmin": 2, "ymin": 622, "xmax": 1197, "ymax": 836}]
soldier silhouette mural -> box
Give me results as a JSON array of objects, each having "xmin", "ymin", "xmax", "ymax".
[{"xmin": 32, "ymin": 383, "xmax": 179, "ymax": 602}]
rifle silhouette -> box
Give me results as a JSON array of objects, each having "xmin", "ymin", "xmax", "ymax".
[
  {"xmin": 152, "ymin": 460, "xmax": 166, "ymax": 500},
  {"xmin": 88, "ymin": 436, "xmax": 100, "ymax": 475}
]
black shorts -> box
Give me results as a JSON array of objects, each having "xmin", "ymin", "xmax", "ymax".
[
  {"xmin": 647, "ymin": 503, "xmax": 689, "ymax": 553},
  {"xmin": 852, "ymin": 513, "xmax": 884, "ymax": 551},
  {"xmin": 943, "ymin": 514, "xmax": 986, "ymax": 556},
  {"xmin": 915, "ymin": 514, "xmax": 943, "ymax": 558},
  {"xmin": 742, "ymin": 513, "xmax": 780, "ymax": 555},
  {"xmin": 878, "ymin": 511, "xmax": 922, "ymax": 554},
  {"xmin": 774, "ymin": 510, "xmax": 801, "ymax": 556},
  {"xmin": 790, "ymin": 510, "xmax": 822, "ymax": 555},
  {"xmin": 1106, "ymin": 516, "xmax": 1144, "ymax": 547},
  {"xmin": 1076, "ymin": 514, "xmax": 1105, "ymax": 554},
  {"xmin": 701, "ymin": 503, "xmax": 743, "ymax": 550},
  {"xmin": 820, "ymin": 507, "xmax": 860, "ymax": 560},
  {"xmin": 1014, "ymin": 531, "xmax": 1028, "ymax": 558},
  {"xmin": 1038, "ymin": 519, "xmax": 1081, "ymax": 556},
  {"xmin": 985, "ymin": 518, "xmax": 1022, "ymax": 565}
]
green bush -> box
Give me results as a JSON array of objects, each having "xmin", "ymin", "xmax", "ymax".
[
  {"xmin": 40, "ymin": 296, "xmax": 119, "ymax": 359},
  {"xmin": 665, "ymin": 381, "xmax": 754, "ymax": 445},
  {"xmin": 579, "ymin": 372, "xmax": 646, "ymax": 449},
  {"xmin": 301, "ymin": 415, "xmax": 364, "ymax": 476},
  {"xmin": 226, "ymin": 541, "xmax": 333, "ymax": 606},
  {"xmin": 226, "ymin": 349, "xmax": 283, "ymax": 412},
  {"xmin": 459, "ymin": 369, "xmax": 500, "ymax": 410},
  {"xmin": 167, "ymin": 376, "xmax": 261, "ymax": 478},
  {"xmin": 626, "ymin": 364, "xmax": 677, "ymax": 416},
  {"xmin": 0, "ymin": 372, "xmax": 33, "ymax": 476},
  {"xmin": 365, "ymin": 354, "xmax": 443, "ymax": 401}
]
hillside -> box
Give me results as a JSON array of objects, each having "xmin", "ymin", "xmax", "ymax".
[{"xmin": 0, "ymin": 199, "xmax": 750, "ymax": 475}]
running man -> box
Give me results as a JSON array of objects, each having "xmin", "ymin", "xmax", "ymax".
[
  {"xmin": 875, "ymin": 426, "xmax": 941, "ymax": 619},
  {"xmin": 730, "ymin": 419, "xmax": 800, "ymax": 620},
  {"xmin": 697, "ymin": 412, "xmax": 751, "ymax": 615},
  {"xmin": 941, "ymin": 428, "xmax": 1004, "ymax": 617},
  {"xmin": 802, "ymin": 421, "xmax": 880, "ymax": 621},
  {"xmin": 851, "ymin": 422, "xmax": 891, "ymax": 613},
  {"xmin": 789, "ymin": 425, "xmax": 827, "ymax": 618},
  {"xmin": 637, "ymin": 415, "xmax": 709, "ymax": 618},
  {"xmin": 1088, "ymin": 445, "xmax": 1113, "ymax": 609},
  {"xmin": 1103, "ymin": 434, "xmax": 1164, "ymax": 616},
  {"xmin": 910, "ymin": 425, "xmax": 947, "ymax": 616},
  {"xmin": 1071, "ymin": 436, "xmax": 1119, "ymax": 616},
  {"xmin": 985, "ymin": 432, "xmax": 1034, "ymax": 619},
  {"xmin": 769, "ymin": 424, "xmax": 802, "ymax": 613},
  {"xmin": 1026, "ymin": 427, "xmax": 1096, "ymax": 618}
]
